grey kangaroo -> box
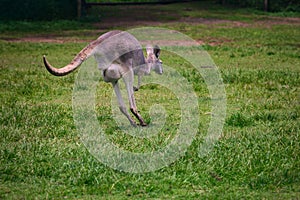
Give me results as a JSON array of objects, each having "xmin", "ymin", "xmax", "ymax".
[{"xmin": 43, "ymin": 30, "xmax": 163, "ymax": 126}]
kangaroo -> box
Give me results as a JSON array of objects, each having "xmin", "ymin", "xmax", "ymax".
[{"xmin": 43, "ymin": 30, "xmax": 163, "ymax": 126}]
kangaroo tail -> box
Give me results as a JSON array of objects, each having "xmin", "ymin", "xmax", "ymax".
[{"xmin": 43, "ymin": 30, "xmax": 122, "ymax": 76}]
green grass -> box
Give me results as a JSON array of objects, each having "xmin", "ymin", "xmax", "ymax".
[{"xmin": 0, "ymin": 1, "xmax": 300, "ymax": 199}]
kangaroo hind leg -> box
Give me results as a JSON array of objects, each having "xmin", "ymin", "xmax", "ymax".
[
  {"xmin": 112, "ymin": 82, "xmax": 137, "ymax": 127},
  {"xmin": 122, "ymin": 70, "xmax": 147, "ymax": 126}
]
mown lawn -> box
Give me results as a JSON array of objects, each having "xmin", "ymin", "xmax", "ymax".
[{"xmin": 0, "ymin": 1, "xmax": 299, "ymax": 199}]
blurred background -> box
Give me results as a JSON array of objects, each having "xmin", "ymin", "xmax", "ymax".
[{"xmin": 0, "ymin": 0, "xmax": 299, "ymax": 21}]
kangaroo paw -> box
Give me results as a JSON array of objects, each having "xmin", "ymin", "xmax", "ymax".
[
  {"xmin": 139, "ymin": 121, "xmax": 147, "ymax": 127},
  {"xmin": 133, "ymin": 86, "xmax": 139, "ymax": 91}
]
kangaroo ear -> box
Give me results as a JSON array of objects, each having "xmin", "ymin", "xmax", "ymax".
[
  {"xmin": 146, "ymin": 45, "xmax": 153, "ymax": 56},
  {"xmin": 154, "ymin": 45, "xmax": 160, "ymax": 58}
]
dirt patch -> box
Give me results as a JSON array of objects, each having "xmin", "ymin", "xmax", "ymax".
[
  {"xmin": 4, "ymin": 37, "xmax": 65, "ymax": 43},
  {"xmin": 255, "ymin": 16, "xmax": 300, "ymax": 27},
  {"xmin": 92, "ymin": 16, "xmax": 250, "ymax": 29},
  {"xmin": 2, "ymin": 36, "xmax": 90, "ymax": 43},
  {"xmin": 197, "ymin": 37, "xmax": 233, "ymax": 46},
  {"xmin": 177, "ymin": 16, "xmax": 300, "ymax": 28},
  {"xmin": 93, "ymin": 20, "xmax": 164, "ymax": 30},
  {"xmin": 178, "ymin": 17, "xmax": 250, "ymax": 27}
]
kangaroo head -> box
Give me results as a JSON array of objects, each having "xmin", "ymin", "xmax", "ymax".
[{"xmin": 146, "ymin": 45, "xmax": 163, "ymax": 75}]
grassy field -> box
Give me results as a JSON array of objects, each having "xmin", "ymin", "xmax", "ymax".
[{"xmin": 0, "ymin": 1, "xmax": 299, "ymax": 199}]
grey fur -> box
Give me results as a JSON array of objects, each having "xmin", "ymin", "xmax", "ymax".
[{"xmin": 43, "ymin": 30, "xmax": 163, "ymax": 126}]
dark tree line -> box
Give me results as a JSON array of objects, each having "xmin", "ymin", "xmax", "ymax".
[
  {"xmin": 0, "ymin": 0, "xmax": 298, "ymax": 21},
  {"xmin": 219, "ymin": 0, "xmax": 300, "ymax": 12},
  {"xmin": 0, "ymin": 0, "xmax": 77, "ymax": 20}
]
